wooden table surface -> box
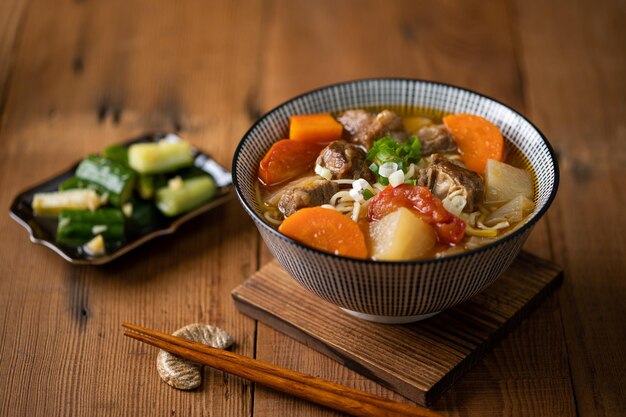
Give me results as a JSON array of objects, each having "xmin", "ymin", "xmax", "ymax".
[{"xmin": 1, "ymin": 1, "xmax": 624, "ymax": 416}]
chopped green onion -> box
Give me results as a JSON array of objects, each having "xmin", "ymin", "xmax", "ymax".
[
  {"xmin": 366, "ymin": 135, "xmax": 421, "ymax": 185},
  {"xmin": 362, "ymin": 189, "xmax": 374, "ymax": 200},
  {"xmin": 404, "ymin": 179, "xmax": 417, "ymax": 185}
]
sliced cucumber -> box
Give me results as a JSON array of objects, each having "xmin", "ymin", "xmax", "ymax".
[
  {"xmin": 102, "ymin": 144, "xmax": 129, "ymax": 166},
  {"xmin": 128, "ymin": 140, "xmax": 193, "ymax": 174},
  {"xmin": 76, "ymin": 155, "xmax": 136, "ymax": 205},
  {"xmin": 155, "ymin": 176, "xmax": 216, "ymax": 217},
  {"xmin": 57, "ymin": 208, "xmax": 125, "ymax": 246}
]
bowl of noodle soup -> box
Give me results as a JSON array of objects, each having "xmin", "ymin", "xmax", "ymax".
[{"xmin": 233, "ymin": 79, "xmax": 558, "ymax": 323}]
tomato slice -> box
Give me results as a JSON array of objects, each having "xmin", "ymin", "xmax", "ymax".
[
  {"xmin": 368, "ymin": 184, "xmax": 466, "ymax": 244},
  {"xmin": 258, "ymin": 139, "xmax": 325, "ymax": 188}
]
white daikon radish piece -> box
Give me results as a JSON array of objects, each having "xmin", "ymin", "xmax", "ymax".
[
  {"xmin": 369, "ymin": 207, "xmax": 436, "ymax": 261},
  {"xmin": 484, "ymin": 159, "xmax": 533, "ymax": 203},
  {"xmin": 485, "ymin": 195, "xmax": 535, "ymax": 226}
]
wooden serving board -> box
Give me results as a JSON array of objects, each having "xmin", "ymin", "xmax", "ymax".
[{"xmin": 231, "ymin": 251, "xmax": 563, "ymax": 406}]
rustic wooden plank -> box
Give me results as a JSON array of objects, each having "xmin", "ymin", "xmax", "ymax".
[
  {"xmin": 252, "ymin": 0, "xmax": 576, "ymax": 415},
  {"xmin": 514, "ymin": 0, "xmax": 626, "ymax": 415},
  {"xmin": 4, "ymin": 0, "xmax": 622, "ymax": 416},
  {"xmin": 0, "ymin": 0, "xmax": 264, "ymax": 416},
  {"xmin": 233, "ymin": 252, "xmax": 563, "ymax": 406},
  {"xmin": 0, "ymin": 0, "xmax": 29, "ymax": 114},
  {"xmin": 259, "ymin": 0, "xmax": 526, "ymax": 112},
  {"xmin": 432, "ymin": 292, "xmax": 576, "ymax": 416}
]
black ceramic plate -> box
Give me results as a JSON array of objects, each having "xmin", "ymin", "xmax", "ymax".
[{"xmin": 9, "ymin": 133, "xmax": 233, "ymax": 265}]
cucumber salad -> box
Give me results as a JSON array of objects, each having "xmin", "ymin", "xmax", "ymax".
[{"xmin": 32, "ymin": 135, "xmax": 217, "ymax": 257}]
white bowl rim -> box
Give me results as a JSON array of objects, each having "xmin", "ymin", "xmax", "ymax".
[{"xmin": 232, "ymin": 77, "xmax": 560, "ymax": 265}]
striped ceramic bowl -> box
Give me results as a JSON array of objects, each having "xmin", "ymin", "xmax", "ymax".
[{"xmin": 233, "ymin": 79, "xmax": 559, "ymax": 324}]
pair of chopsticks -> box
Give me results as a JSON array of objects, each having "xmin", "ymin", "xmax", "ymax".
[{"xmin": 123, "ymin": 323, "xmax": 442, "ymax": 417}]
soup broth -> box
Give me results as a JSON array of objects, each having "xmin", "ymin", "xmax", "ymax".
[{"xmin": 256, "ymin": 108, "xmax": 535, "ymax": 260}]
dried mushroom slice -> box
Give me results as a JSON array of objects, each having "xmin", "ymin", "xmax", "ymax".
[{"xmin": 156, "ymin": 323, "xmax": 233, "ymax": 390}]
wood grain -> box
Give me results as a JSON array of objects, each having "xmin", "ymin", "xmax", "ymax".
[
  {"xmin": 252, "ymin": 1, "xmax": 576, "ymax": 416},
  {"xmin": 259, "ymin": 0, "xmax": 525, "ymax": 112},
  {"xmin": 0, "ymin": 0, "xmax": 29, "ymax": 113},
  {"xmin": 233, "ymin": 252, "xmax": 563, "ymax": 406},
  {"xmin": 0, "ymin": 0, "xmax": 623, "ymax": 416},
  {"xmin": 514, "ymin": 0, "xmax": 626, "ymax": 415},
  {"xmin": 0, "ymin": 1, "xmax": 264, "ymax": 416},
  {"xmin": 123, "ymin": 323, "xmax": 443, "ymax": 417}
]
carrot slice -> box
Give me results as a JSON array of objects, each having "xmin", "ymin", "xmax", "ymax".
[
  {"xmin": 443, "ymin": 114, "xmax": 504, "ymax": 174},
  {"xmin": 279, "ymin": 207, "xmax": 368, "ymax": 259},
  {"xmin": 289, "ymin": 113, "xmax": 343, "ymax": 144}
]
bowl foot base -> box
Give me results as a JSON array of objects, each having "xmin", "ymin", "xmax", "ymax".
[{"xmin": 340, "ymin": 308, "xmax": 441, "ymax": 324}]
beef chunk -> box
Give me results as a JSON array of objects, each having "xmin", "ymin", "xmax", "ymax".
[
  {"xmin": 337, "ymin": 109, "xmax": 407, "ymax": 149},
  {"xmin": 277, "ymin": 179, "xmax": 339, "ymax": 217},
  {"xmin": 417, "ymin": 124, "xmax": 457, "ymax": 156},
  {"xmin": 316, "ymin": 140, "xmax": 376, "ymax": 183},
  {"xmin": 337, "ymin": 110, "xmax": 374, "ymax": 139},
  {"xmin": 418, "ymin": 154, "xmax": 484, "ymax": 213}
]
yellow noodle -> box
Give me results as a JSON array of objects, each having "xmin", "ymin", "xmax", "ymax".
[{"xmin": 263, "ymin": 210, "xmax": 283, "ymax": 226}]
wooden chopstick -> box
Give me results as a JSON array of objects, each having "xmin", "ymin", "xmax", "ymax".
[{"xmin": 122, "ymin": 322, "xmax": 442, "ymax": 417}]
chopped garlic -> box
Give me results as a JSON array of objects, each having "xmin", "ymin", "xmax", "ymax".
[
  {"xmin": 122, "ymin": 202, "xmax": 133, "ymax": 218},
  {"xmin": 99, "ymin": 193, "xmax": 109, "ymax": 205},
  {"xmin": 162, "ymin": 133, "xmax": 182, "ymax": 143},
  {"xmin": 91, "ymin": 225, "xmax": 108, "ymax": 235},
  {"xmin": 314, "ymin": 164, "xmax": 332, "ymax": 180},
  {"xmin": 168, "ymin": 176, "xmax": 183, "ymax": 191},
  {"xmin": 388, "ymin": 170, "xmax": 405, "ymax": 187},
  {"xmin": 84, "ymin": 235, "xmax": 105, "ymax": 257}
]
